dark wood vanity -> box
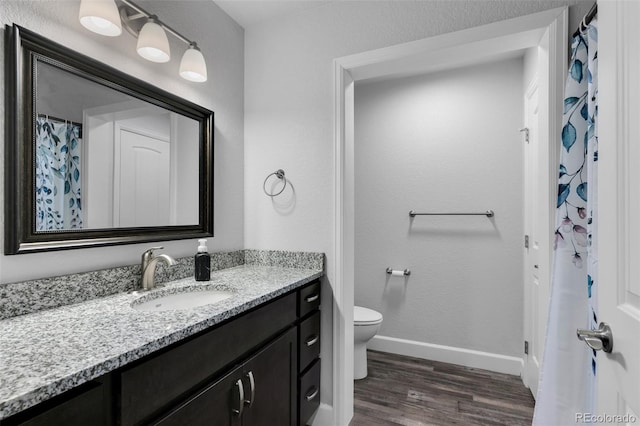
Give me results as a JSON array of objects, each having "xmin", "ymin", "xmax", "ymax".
[{"xmin": 1, "ymin": 280, "xmax": 321, "ymax": 426}]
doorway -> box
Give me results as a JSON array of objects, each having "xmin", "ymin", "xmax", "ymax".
[{"xmin": 332, "ymin": 8, "xmax": 567, "ymax": 425}]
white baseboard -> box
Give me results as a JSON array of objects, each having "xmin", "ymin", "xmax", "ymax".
[
  {"xmin": 369, "ymin": 335, "xmax": 524, "ymax": 376},
  {"xmin": 309, "ymin": 403, "xmax": 334, "ymax": 426}
]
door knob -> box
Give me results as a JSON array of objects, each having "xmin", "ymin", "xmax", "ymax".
[{"xmin": 576, "ymin": 322, "xmax": 613, "ymax": 353}]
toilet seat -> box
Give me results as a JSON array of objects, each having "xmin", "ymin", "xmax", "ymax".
[{"xmin": 354, "ymin": 306, "xmax": 383, "ymax": 326}]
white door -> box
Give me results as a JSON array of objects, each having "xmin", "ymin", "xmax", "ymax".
[
  {"xmin": 523, "ymin": 79, "xmax": 545, "ymax": 396},
  {"xmin": 116, "ymin": 128, "xmax": 171, "ymax": 227},
  {"xmin": 593, "ymin": 0, "xmax": 640, "ymax": 420}
]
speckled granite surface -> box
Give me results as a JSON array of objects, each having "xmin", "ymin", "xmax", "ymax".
[
  {"xmin": 245, "ymin": 249, "xmax": 324, "ymax": 270},
  {"xmin": 0, "ymin": 265, "xmax": 141, "ymax": 320},
  {"xmin": 0, "ymin": 264, "xmax": 323, "ymax": 420},
  {"xmin": 0, "ymin": 249, "xmax": 323, "ymax": 320}
]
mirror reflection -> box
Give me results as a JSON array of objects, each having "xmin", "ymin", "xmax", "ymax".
[{"xmin": 35, "ymin": 61, "xmax": 199, "ymax": 231}]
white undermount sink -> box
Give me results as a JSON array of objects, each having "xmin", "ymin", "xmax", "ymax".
[{"xmin": 132, "ymin": 287, "xmax": 234, "ymax": 312}]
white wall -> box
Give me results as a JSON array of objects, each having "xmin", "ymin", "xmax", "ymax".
[
  {"xmin": 354, "ymin": 57, "xmax": 524, "ymax": 358},
  {"xmin": 243, "ymin": 0, "xmax": 592, "ymax": 414},
  {"xmin": 174, "ymin": 114, "xmax": 200, "ymax": 225},
  {"xmin": 0, "ymin": 0, "xmax": 244, "ymax": 282},
  {"xmin": 85, "ymin": 116, "xmax": 115, "ymax": 229}
]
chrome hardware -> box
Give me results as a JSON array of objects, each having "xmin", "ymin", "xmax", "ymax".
[
  {"xmin": 306, "ymin": 335, "xmax": 319, "ymax": 347},
  {"xmin": 577, "ymin": 322, "xmax": 613, "ymax": 353},
  {"xmin": 244, "ymin": 371, "xmax": 255, "ymax": 407},
  {"xmin": 409, "ymin": 210, "xmax": 494, "ymax": 218},
  {"xmin": 263, "ymin": 169, "xmax": 287, "ymax": 197},
  {"xmin": 386, "ymin": 268, "xmax": 411, "ymax": 276},
  {"xmin": 141, "ymin": 247, "xmax": 177, "ymax": 290},
  {"xmin": 305, "ymin": 294, "xmax": 319, "ymax": 303},
  {"xmin": 305, "ymin": 387, "xmax": 319, "ymax": 401},
  {"xmin": 232, "ymin": 379, "xmax": 244, "ymax": 416}
]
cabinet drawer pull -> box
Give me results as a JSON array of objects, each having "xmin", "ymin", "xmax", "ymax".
[
  {"xmin": 305, "ymin": 335, "xmax": 319, "ymax": 347},
  {"xmin": 232, "ymin": 379, "xmax": 245, "ymax": 416},
  {"xmin": 305, "ymin": 386, "xmax": 319, "ymax": 401},
  {"xmin": 305, "ymin": 294, "xmax": 319, "ymax": 303},
  {"xmin": 244, "ymin": 371, "xmax": 255, "ymax": 406}
]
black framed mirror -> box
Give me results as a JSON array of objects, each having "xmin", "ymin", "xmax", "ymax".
[{"xmin": 5, "ymin": 24, "xmax": 214, "ymax": 254}]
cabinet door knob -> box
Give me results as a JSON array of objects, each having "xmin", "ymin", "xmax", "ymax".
[
  {"xmin": 305, "ymin": 335, "xmax": 319, "ymax": 347},
  {"xmin": 305, "ymin": 294, "xmax": 319, "ymax": 303},
  {"xmin": 232, "ymin": 379, "xmax": 245, "ymax": 416},
  {"xmin": 244, "ymin": 371, "xmax": 256, "ymax": 406},
  {"xmin": 305, "ymin": 386, "xmax": 319, "ymax": 401}
]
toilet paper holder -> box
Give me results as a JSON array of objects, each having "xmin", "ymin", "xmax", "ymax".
[{"xmin": 386, "ymin": 267, "xmax": 411, "ymax": 276}]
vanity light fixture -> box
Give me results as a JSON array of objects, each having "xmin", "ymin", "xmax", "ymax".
[{"xmin": 78, "ymin": 0, "xmax": 208, "ymax": 82}]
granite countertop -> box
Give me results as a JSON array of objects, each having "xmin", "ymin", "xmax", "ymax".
[{"xmin": 0, "ymin": 264, "xmax": 323, "ymax": 420}]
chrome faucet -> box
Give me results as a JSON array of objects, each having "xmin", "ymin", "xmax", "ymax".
[{"xmin": 141, "ymin": 246, "xmax": 177, "ymax": 291}]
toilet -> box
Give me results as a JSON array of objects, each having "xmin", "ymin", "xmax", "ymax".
[{"xmin": 353, "ymin": 306, "xmax": 383, "ymax": 380}]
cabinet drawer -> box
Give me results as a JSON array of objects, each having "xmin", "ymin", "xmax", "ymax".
[
  {"xmin": 298, "ymin": 281, "xmax": 320, "ymax": 318},
  {"xmin": 299, "ymin": 310, "xmax": 320, "ymax": 373},
  {"xmin": 298, "ymin": 359, "xmax": 321, "ymax": 426},
  {"xmin": 120, "ymin": 293, "xmax": 296, "ymax": 425}
]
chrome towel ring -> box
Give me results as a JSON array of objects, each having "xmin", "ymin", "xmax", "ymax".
[{"xmin": 263, "ymin": 169, "xmax": 287, "ymax": 197}]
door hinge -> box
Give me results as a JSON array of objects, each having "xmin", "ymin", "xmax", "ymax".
[
  {"xmin": 524, "ymin": 341, "xmax": 529, "ymax": 355},
  {"xmin": 524, "ymin": 235, "xmax": 529, "ymax": 249},
  {"xmin": 519, "ymin": 127, "xmax": 529, "ymax": 143}
]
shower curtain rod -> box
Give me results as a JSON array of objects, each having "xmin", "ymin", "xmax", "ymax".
[{"xmin": 572, "ymin": 2, "xmax": 597, "ymax": 38}]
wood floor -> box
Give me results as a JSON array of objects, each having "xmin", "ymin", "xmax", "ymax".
[{"xmin": 351, "ymin": 350, "xmax": 535, "ymax": 426}]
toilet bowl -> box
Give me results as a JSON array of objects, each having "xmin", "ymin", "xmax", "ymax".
[{"xmin": 353, "ymin": 306, "xmax": 383, "ymax": 380}]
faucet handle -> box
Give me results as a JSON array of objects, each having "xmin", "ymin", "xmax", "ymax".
[
  {"xmin": 142, "ymin": 246, "xmax": 164, "ymax": 267},
  {"xmin": 144, "ymin": 246, "xmax": 164, "ymax": 255}
]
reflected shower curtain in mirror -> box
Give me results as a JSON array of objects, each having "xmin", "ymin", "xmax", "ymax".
[
  {"xmin": 533, "ymin": 18, "xmax": 598, "ymax": 424},
  {"xmin": 35, "ymin": 116, "xmax": 83, "ymax": 231}
]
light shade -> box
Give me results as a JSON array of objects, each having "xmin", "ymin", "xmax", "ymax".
[
  {"xmin": 79, "ymin": 0, "xmax": 122, "ymax": 37},
  {"xmin": 180, "ymin": 44, "xmax": 207, "ymax": 82},
  {"xmin": 136, "ymin": 17, "xmax": 170, "ymax": 63}
]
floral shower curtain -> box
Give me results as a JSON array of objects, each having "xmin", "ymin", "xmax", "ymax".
[
  {"xmin": 35, "ymin": 116, "xmax": 83, "ymax": 231},
  {"xmin": 533, "ymin": 18, "xmax": 598, "ymax": 424}
]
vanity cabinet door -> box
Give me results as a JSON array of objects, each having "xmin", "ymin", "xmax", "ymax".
[
  {"xmin": 153, "ymin": 368, "xmax": 243, "ymax": 426},
  {"xmin": 1, "ymin": 380, "xmax": 110, "ymax": 426},
  {"xmin": 152, "ymin": 328, "xmax": 296, "ymax": 426},
  {"xmin": 241, "ymin": 327, "xmax": 297, "ymax": 426}
]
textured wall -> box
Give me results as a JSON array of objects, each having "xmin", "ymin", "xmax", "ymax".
[
  {"xmin": 0, "ymin": 0, "xmax": 244, "ymax": 282},
  {"xmin": 354, "ymin": 57, "xmax": 524, "ymax": 357},
  {"xmin": 243, "ymin": 0, "xmax": 592, "ymax": 413}
]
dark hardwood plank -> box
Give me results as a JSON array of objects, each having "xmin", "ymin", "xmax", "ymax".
[{"xmin": 351, "ymin": 350, "xmax": 534, "ymax": 426}]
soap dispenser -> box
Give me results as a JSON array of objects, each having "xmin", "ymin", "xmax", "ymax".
[{"xmin": 195, "ymin": 239, "xmax": 211, "ymax": 281}]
